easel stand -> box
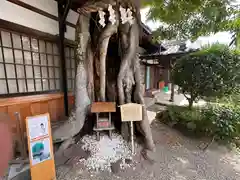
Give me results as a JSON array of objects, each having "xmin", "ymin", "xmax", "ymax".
[{"xmin": 14, "ymin": 112, "xmax": 28, "ymax": 159}]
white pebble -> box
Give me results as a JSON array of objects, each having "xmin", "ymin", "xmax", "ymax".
[{"xmin": 79, "ymin": 132, "xmax": 135, "ymax": 172}]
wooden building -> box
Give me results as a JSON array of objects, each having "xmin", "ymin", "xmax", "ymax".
[
  {"xmin": 140, "ymin": 41, "xmax": 196, "ymax": 100},
  {"xmin": 140, "ymin": 41, "xmax": 192, "ymax": 92},
  {"xmin": 0, "ymin": 0, "xmax": 157, "ymax": 149},
  {"xmin": 0, "ymin": 0, "xmax": 81, "ymax": 141}
]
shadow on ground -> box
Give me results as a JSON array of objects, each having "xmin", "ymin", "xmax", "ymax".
[{"xmin": 56, "ymin": 118, "xmax": 240, "ymax": 180}]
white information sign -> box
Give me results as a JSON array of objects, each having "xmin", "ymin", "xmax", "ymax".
[
  {"xmin": 119, "ymin": 103, "xmax": 143, "ymax": 154},
  {"xmin": 120, "ymin": 103, "xmax": 143, "ymax": 122},
  {"xmin": 30, "ymin": 138, "xmax": 51, "ymax": 166},
  {"xmin": 26, "ymin": 114, "xmax": 56, "ymax": 180},
  {"xmin": 27, "ymin": 115, "xmax": 49, "ymax": 141}
]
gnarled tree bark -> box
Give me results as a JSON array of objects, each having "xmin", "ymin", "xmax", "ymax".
[
  {"xmin": 53, "ymin": 1, "xmax": 155, "ymax": 152},
  {"xmin": 52, "ymin": 14, "xmax": 91, "ymax": 143},
  {"xmin": 98, "ymin": 14, "xmax": 119, "ymax": 101},
  {"xmin": 117, "ymin": 21, "xmax": 136, "ymax": 105},
  {"xmin": 118, "ymin": 19, "xmax": 155, "ymax": 150}
]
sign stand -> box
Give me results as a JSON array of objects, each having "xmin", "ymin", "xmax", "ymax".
[
  {"xmin": 25, "ymin": 113, "xmax": 56, "ymax": 180},
  {"xmin": 119, "ymin": 103, "xmax": 143, "ymax": 154},
  {"xmin": 130, "ymin": 121, "xmax": 134, "ymax": 154}
]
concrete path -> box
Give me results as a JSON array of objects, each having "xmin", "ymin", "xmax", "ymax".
[
  {"xmin": 57, "ymin": 120, "xmax": 240, "ymax": 180},
  {"xmin": 155, "ymin": 91, "xmax": 206, "ymax": 107}
]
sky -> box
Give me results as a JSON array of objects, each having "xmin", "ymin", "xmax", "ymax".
[{"xmin": 140, "ymin": 8, "xmax": 234, "ymax": 49}]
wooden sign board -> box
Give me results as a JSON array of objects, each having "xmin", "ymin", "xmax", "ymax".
[
  {"xmin": 119, "ymin": 103, "xmax": 143, "ymax": 154},
  {"xmin": 91, "ymin": 102, "xmax": 116, "ymax": 113},
  {"xmin": 25, "ymin": 113, "xmax": 56, "ymax": 180},
  {"xmin": 119, "ymin": 103, "xmax": 143, "ymax": 122}
]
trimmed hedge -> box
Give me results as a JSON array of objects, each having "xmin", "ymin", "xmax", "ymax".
[{"xmin": 163, "ymin": 104, "xmax": 240, "ymax": 143}]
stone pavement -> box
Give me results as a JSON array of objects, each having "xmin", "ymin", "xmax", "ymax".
[
  {"xmin": 57, "ymin": 120, "xmax": 240, "ymax": 180},
  {"xmin": 155, "ymin": 91, "xmax": 206, "ymax": 107}
]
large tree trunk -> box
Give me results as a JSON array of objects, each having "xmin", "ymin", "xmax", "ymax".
[
  {"xmin": 52, "ymin": 14, "xmax": 91, "ymax": 143},
  {"xmin": 118, "ymin": 20, "xmax": 155, "ymax": 150},
  {"xmin": 133, "ymin": 57, "xmax": 155, "ymax": 151},
  {"xmin": 53, "ymin": 2, "xmax": 155, "ymax": 152},
  {"xmin": 98, "ymin": 15, "xmax": 119, "ymax": 101},
  {"xmin": 86, "ymin": 39, "xmax": 95, "ymax": 101},
  {"xmin": 118, "ymin": 22, "xmax": 136, "ymax": 105}
]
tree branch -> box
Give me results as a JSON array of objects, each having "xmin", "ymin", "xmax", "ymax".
[{"xmin": 98, "ymin": 14, "xmax": 119, "ymax": 101}]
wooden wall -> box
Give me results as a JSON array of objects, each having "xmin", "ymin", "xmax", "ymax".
[
  {"xmin": 149, "ymin": 66, "xmax": 164, "ymax": 89},
  {"xmin": 0, "ymin": 93, "xmax": 74, "ymax": 134},
  {"xmin": 1, "ymin": 0, "xmax": 78, "ymax": 41}
]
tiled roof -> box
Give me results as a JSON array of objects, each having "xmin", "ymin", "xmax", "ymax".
[{"xmin": 160, "ymin": 45, "xmax": 181, "ymax": 55}]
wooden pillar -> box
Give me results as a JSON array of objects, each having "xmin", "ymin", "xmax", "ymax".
[
  {"xmin": 170, "ymin": 79, "xmax": 175, "ymax": 102},
  {"xmin": 58, "ymin": 0, "xmax": 72, "ymax": 116},
  {"xmin": 169, "ymin": 60, "xmax": 175, "ymax": 102}
]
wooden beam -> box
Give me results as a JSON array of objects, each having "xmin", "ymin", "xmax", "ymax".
[
  {"xmin": 0, "ymin": 19, "xmax": 77, "ymax": 47},
  {"xmin": 58, "ymin": 0, "xmax": 72, "ymax": 117},
  {"xmin": 77, "ymin": 0, "xmax": 116, "ymax": 13},
  {"xmin": 7, "ymin": 0, "xmax": 77, "ymax": 28}
]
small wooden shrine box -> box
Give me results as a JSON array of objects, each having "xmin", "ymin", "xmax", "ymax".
[{"xmin": 91, "ymin": 102, "xmax": 116, "ymax": 140}]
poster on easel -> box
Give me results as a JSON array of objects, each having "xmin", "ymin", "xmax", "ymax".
[{"xmin": 26, "ymin": 113, "xmax": 56, "ymax": 180}]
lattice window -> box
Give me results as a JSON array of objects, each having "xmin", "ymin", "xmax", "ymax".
[
  {"xmin": 0, "ymin": 29, "xmax": 76, "ymax": 96},
  {"xmin": 65, "ymin": 47, "xmax": 76, "ymax": 91}
]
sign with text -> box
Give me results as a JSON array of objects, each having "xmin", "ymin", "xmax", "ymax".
[
  {"xmin": 119, "ymin": 103, "xmax": 143, "ymax": 154},
  {"xmin": 26, "ymin": 113, "xmax": 56, "ymax": 180},
  {"xmin": 119, "ymin": 103, "xmax": 143, "ymax": 122}
]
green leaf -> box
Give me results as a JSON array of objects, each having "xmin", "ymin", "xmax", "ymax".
[{"xmin": 143, "ymin": 0, "xmax": 238, "ymax": 40}]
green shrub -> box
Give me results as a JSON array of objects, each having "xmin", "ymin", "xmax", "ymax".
[
  {"xmin": 167, "ymin": 105, "xmax": 203, "ymax": 133},
  {"xmin": 167, "ymin": 105, "xmax": 202, "ymax": 123},
  {"xmin": 166, "ymin": 104, "xmax": 240, "ymax": 143},
  {"xmin": 216, "ymin": 88, "xmax": 240, "ymax": 106},
  {"xmin": 172, "ymin": 44, "xmax": 240, "ymax": 109},
  {"xmin": 202, "ymin": 105, "xmax": 240, "ymax": 142}
]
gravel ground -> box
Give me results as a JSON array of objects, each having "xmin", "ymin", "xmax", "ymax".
[{"xmin": 57, "ymin": 120, "xmax": 240, "ymax": 180}]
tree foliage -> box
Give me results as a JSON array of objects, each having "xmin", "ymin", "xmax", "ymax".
[
  {"xmin": 223, "ymin": 10, "xmax": 240, "ymax": 48},
  {"xmin": 166, "ymin": 104, "xmax": 240, "ymax": 143},
  {"xmin": 202, "ymin": 104, "xmax": 240, "ymax": 142},
  {"xmin": 143, "ymin": 0, "xmax": 238, "ymax": 40},
  {"xmin": 172, "ymin": 44, "xmax": 240, "ymax": 108}
]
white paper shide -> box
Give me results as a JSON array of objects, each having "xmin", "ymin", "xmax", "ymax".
[
  {"xmin": 108, "ymin": 4, "xmax": 116, "ymax": 25},
  {"xmin": 120, "ymin": 6, "xmax": 134, "ymax": 25},
  {"xmin": 98, "ymin": 9, "xmax": 106, "ymax": 27}
]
